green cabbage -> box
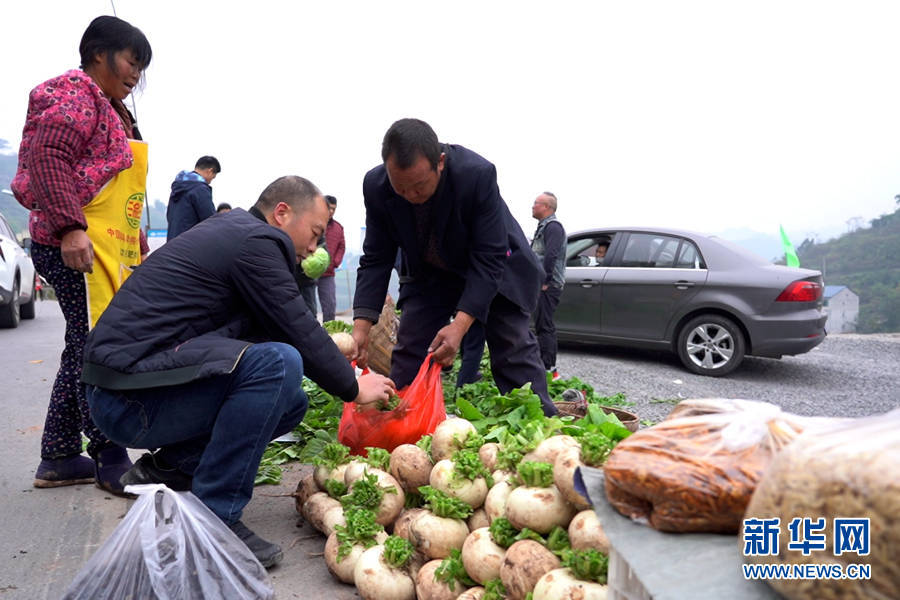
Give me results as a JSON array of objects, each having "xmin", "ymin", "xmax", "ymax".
[{"xmin": 301, "ymin": 247, "xmax": 330, "ymax": 279}]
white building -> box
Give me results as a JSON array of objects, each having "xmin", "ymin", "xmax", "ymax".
[{"xmin": 823, "ymin": 285, "xmax": 859, "ymax": 333}]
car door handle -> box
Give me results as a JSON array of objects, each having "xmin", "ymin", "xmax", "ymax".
[
  {"xmin": 674, "ymin": 280, "xmax": 695, "ymax": 289},
  {"xmin": 579, "ymin": 279, "xmax": 599, "ymax": 288}
]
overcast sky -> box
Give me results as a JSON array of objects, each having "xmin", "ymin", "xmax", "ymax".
[{"xmin": 3, "ymin": 1, "xmax": 899, "ymax": 252}]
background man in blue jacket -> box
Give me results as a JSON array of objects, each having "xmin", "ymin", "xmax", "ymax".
[
  {"xmin": 351, "ymin": 118, "xmax": 557, "ymax": 416},
  {"xmin": 165, "ymin": 155, "xmax": 221, "ymax": 240},
  {"xmin": 82, "ymin": 176, "xmax": 395, "ymax": 567}
]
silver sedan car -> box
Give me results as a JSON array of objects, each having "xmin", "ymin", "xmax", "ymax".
[
  {"xmin": 556, "ymin": 227, "xmax": 827, "ymax": 376},
  {"xmin": 0, "ymin": 211, "xmax": 36, "ymax": 328}
]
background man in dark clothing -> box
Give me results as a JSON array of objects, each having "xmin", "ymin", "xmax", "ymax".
[
  {"xmin": 530, "ymin": 191, "xmax": 567, "ymax": 377},
  {"xmin": 166, "ymin": 155, "xmax": 221, "ymax": 240},
  {"xmin": 351, "ymin": 118, "xmax": 557, "ymax": 416},
  {"xmin": 317, "ymin": 195, "xmax": 345, "ymax": 322},
  {"xmin": 81, "ymin": 176, "xmax": 395, "ymax": 567},
  {"xmin": 216, "ymin": 202, "xmax": 232, "ymax": 213}
]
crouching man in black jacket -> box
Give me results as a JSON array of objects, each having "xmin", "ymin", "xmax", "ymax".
[{"xmin": 81, "ymin": 176, "xmax": 395, "ymax": 568}]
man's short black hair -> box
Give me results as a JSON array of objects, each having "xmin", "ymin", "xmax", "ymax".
[
  {"xmin": 325, "ymin": 195, "xmax": 337, "ymax": 206},
  {"xmin": 216, "ymin": 202, "xmax": 232, "ymax": 212},
  {"xmin": 254, "ymin": 176, "xmax": 322, "ymax": 215},
  {"xmin": 381, "ymin": 118, "xmax": 441, "ymax": 170},
  {"xmin": 195, "ymin": 156, "xmax": 221, "ymax": 173}
]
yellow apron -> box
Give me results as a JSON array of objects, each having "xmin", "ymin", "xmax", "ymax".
[{"xmin": 83, "ymin": 139, "xmax": 148, "ymax": 329}]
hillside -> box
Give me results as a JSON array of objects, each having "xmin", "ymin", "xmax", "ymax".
[{"xmin": 795, "ymin": 202, "xmax": 900, "ymax": 333}]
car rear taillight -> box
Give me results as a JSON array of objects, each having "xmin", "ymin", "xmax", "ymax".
[{"xmin": 776, "ymin": 280, "xmax": 823, "ymax": 302}]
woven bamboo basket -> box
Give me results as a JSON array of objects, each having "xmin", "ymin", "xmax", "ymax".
[{"xmin": 367, "ymin": 296, "xmax": 399, "ymax": 376}]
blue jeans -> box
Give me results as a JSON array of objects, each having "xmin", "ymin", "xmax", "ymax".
[{"xmin": 86, "ymin": 342, "xmax": 308, "ymax": 524}]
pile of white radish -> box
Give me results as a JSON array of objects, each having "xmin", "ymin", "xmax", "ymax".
[{"xmin": 294, "ymin": 416, "xmax": 618, "ymax": 599}]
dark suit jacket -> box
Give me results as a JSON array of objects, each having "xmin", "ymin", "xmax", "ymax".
[{"xmin": 353, "ymin": 144, "xmax": 541, "ymax": 323}]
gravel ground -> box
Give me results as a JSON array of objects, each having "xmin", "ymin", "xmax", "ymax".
[{"xmin": 556, "ymin": 333, "xmax": 900, "ymax": 425}]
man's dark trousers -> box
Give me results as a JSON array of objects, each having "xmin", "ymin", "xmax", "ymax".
[
  {"xmin": 390, "ymin": 272, "xmax": 555, "ymax": 415},
  {"xmin": 534, "ymin": 285, "xmax": 562, "ymax": 370}
]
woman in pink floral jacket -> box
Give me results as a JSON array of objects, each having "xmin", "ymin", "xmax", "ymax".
[{"xmin": 12, "ymin": 15, "xmax": 152, "ymax": 495}]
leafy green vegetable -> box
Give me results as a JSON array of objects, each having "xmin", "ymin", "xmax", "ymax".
[
  {"xmin": 579, "ymin": 431, "xmax": 616, "ymax": 466},
  {"xmin": 451, "ymin": 449, "xmax": 493, "ymax": 487},
  {"xmin": 517, "ymin": 461, "xmax": 554, "ymax": 488},
  {"xmin": 382, "ymin": 535, "xmax": 414, "ymax": 569},
  {"xmin": 404, "ymin": 491, "xmax": 424, "ymax": 509},
  {"xmin": 323, "ymin": 478, "xmax": 347, "ymax": 499},
  {"xmin": 419, "ymin": 485, "xmax": 473, "ymax": 519},
  {"xmin": 561, "ymin": 548, "xmax": 609, "ymax": 583},
  {"xmin": 334, "ymin": 509, "xmax": 384, "ymax": 562},
  {"xmin": 489, "ymin": 518, "xmax": 519, "ymax": 548},
  {"xmin": 301, "ymin": 246, "xmax": 329, "ymax": 278},
  {"xmin": 514, "ymin": 528, "xmax": 545, "ymax": 544},
  {"xmin": 546, "ymin": 526, "xmax": 570, "ymax": 555},
  {"xmin": 416, "ymin": 435, "xmax": 433, "ymax": 458},
  {"xmin": 341, "ymin": 472, "xmax": 396, "ymax": 511},
  {"xmin": 482, "ymin": 578, "xmax": 507, "ymax": 600},
  {"xmin": 434, "ymin": 549, "xmax": 476, "ymax": 591},
  {"xmin": 364, "ymin": 447, "xmax": 390, "ymax": 471},
  {"xmin": 313, "ymin": 442, "xmax": 351, "ymax": 471},
  {"xmin": 323, "ymin": 320, "xmax": 353, "ymax": 334}
]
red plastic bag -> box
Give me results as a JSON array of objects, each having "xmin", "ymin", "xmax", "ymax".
[{"xmin": 338, "ymin": 354, "xmax": 446, "ymax": 456}]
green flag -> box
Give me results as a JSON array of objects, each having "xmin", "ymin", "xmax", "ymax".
[{"xmin": 780, "ymin": 225, "xmax": 799, "ymax": 267}]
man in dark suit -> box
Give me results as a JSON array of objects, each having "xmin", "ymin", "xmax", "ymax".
[{"xmin": 352, "ymin": 118, "xmax": 556, "ymax": 415}]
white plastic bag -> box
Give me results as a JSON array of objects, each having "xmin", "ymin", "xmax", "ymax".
[{"xmin": 62, "ymin": 484, "xmax": 274, "ymax": 600}]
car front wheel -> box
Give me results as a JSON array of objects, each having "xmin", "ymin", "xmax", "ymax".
[{"xmin": 677, "ymin": 314, "xmax": 744, "ymax": 376}]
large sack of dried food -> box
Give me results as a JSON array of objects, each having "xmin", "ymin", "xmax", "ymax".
[
  {"xmin": 743, "ymin": 409, "xmax": 900, "ymax": 600},
  {"xmin": 603, "ymin": 399, "xmax": 819, "ymax": 533}
]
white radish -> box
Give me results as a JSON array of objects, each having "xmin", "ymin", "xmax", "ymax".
[
  {"xmin": 500, "ymin": 540, "xmax": 561, "ymax": 600},
  {"xmin": 479, "ymin": 443, "xmax": 500, "ymax": 471},
  {"xmin": 458, "ymin": 588, "xmax": 486, "ymax": 600},
  {"xmin": 393, "ymin": 508, "xmax": 427, "ymax": 542},
  {"xmin": 348, "ymin": 469, "xmax": 406, "ymax": 526},
  {"xmin": 431, "ymin": 418, "xmax": 477, "ymax": 462},
  {"xmin": 522, "ymin": 435, "xmax": 580, "ymax": 464},
  {"xmin": 302, "ymin": 492, "xmax": 342, "ymax": 534},
  {"xmin": 506, "ymin": 484, "xmax": 577, "ymax": 534},
  {"xmin": 532, "ymin": 567, "xmax": 609, "ymax": 599},
  {"xmin": 389, "ymin": 443, "xmax": 433, "ymax": 493},
  {"xmin": 343, "ymin": 459, "xmax": 371, "ymax": 487},
  {"xmin": 408, "ymin": 511, "xmax": 470, "ymax": 559},
  {"xmin": 294, "ymin": 472, "xmax": 320, "ymax": 514},
  {"xmin": 553, "ymin": 447, "xmax": 591, "ymax": 510},
  {"xmin": 330, "ymin": 332, "xmax": 357, "ymax": 357},
  {"xmin": 467, "ymin": 508, "xmax": 490, "ymax": 531},
  {"xmin": 324, "ymin": 530, "xmax": 388, "ymax": 584},
  {"xmin": 429, "ymin": 459, "xmax": 488, "ymax": 508},
  {"xmin": 461, "ymin": 527, "xmax": 506, "ymax": 584},
  {"xmin": 315, "ymin": 462, "xmax": 351, "ymax": 490},
  {"xmin": 353, "ymin": 544, "xmax": 416, "ymax": 600},
  {"xmin": 321, "ymin": 504, "xmax": 346, "ymax": 536},
  {"xmin": 484, "ymin": 479, "xmax": 514, "ymax": 523},
  {"xmin": 415, "ymin": 559, "xmax": 468, "ymax": 600},
  {"xmin": 568, "ymin": 510, "xmax": 610, "ymax": 553}
]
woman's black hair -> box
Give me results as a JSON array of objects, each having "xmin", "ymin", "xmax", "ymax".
[{"xmin": 79, "ymin": 15, "xmax": 152, "ymax": 73}]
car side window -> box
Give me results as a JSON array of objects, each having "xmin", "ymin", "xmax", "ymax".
[
  {"xmin": 622, "ymin": 233, "xmax": 686, "ymax": 268},
  {"xmin": 675, "ymin": 241, "xmax": 702, "ymax": 269},
  {"xmin": 0, "ymin": 217, "xmax": 14, "ymax": 240}
]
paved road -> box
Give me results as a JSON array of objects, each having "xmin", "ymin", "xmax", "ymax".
[
  {"xmin": 0, "ymin": 300, "xmax": 352, "ymax": 600},
  {"xmin": 556, "ymin": 332, "xmax": 900, "ymax": 424},
  {"xmin": 1, "ymin": 301, "xmax": 896, "ymax": 598}
]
